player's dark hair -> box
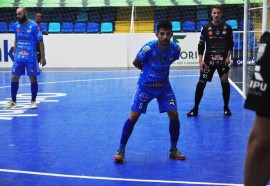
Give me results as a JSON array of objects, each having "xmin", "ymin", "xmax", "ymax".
[
  {"xmin": 157, "ymin": 20, "xmax": 172, "ymax": 32},
  {"xmin": 36, "ymin": 11, "xmax": 42, "ymax": 15},
  {"xmin": 211, "ymin": 5, "xmax": 223, "ymax": 12}
]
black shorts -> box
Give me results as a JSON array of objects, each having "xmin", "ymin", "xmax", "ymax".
[{"xmin": 199, "ymin": 65, "xmax": 230, "ymax": 82}]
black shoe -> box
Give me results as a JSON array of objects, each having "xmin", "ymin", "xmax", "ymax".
[
  {"xmin": 187, "ymin": 109, "xmax": 198, "ymax": 116},
  {"xmin": 224, "ymin": 107, "xmax": 232, "ymax": 116}
]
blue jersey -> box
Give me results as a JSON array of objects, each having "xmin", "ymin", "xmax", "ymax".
[
  {"xmin": 14, "ymin": 20, "xmax": 43, "ymax": 61},
  {"xmin": 136, "ymin": 40, "xmax": 180, "ymax": 87}
]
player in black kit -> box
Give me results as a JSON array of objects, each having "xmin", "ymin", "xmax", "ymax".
[
  {"xmin": 244, "ymin": 31, "xmax": 270, "ymax": 186},
  {"xmin": 187, "ymin": 5, "xmax": 234, "ymax": 116}
]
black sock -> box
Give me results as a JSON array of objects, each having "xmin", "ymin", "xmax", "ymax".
[
  {"xmin": 169, "ymin": 120, "xmax": 180, "ymax": 149},
  {"xmin": 194, "ymin": 81, "xmax": 206, "ymax": 110},
  {"xmin": 221, "ymin": 81, "xmax": 230, "ymax": 108}
]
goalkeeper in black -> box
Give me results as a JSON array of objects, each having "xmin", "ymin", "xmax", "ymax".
[{"xmin": 187, "ymin": 5, "xmax": 234, "ymax": 116}]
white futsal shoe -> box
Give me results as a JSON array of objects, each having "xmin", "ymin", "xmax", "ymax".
[
  {"xmin": 30, "ymin": 101, "xmax": 37, "ymax": 109},
  {"xmin": 4, "ymin": 100, "xmax": 16, "ymax": 109}
]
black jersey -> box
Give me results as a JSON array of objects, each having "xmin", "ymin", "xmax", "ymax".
[
  {"xmin": 198, "ymin": 22, "xmax": 234, "ymax": 66},
  {"xmin": 244, "ymin": 31, "xmax": 270, "ymax": 117}
]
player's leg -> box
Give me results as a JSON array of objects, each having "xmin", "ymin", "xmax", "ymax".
[
  {"xmin": 29, "ymin": 76, "xmax": 38, "ymax": 109},
  {"xmin": 218, "ymin": 65, "xmax": 231, "ymax": 115},
  {"xmin": 114, "ymin": 111, "xmax": 141, "ymax": 162},
  {"xmin": 4, "ymin": 60, "xmax": 24, "ymax": 109},
  {"xmin": 114, "ymin": 86, "xmax": 152, "ymax": 162},
  {"xmin": 187, "ymin": 66, "xmax": 214, "ymax": 116},
  {"xmin": 244, "ymin": 115, "xmax": 270, "ymax": 186},
  {"xmin": 26, "ymin": 59, "xmax": 40, "ymax": 109},
  {"xmin": 158, "ymin": 87, "xmax": 185, "ymax": 160}
]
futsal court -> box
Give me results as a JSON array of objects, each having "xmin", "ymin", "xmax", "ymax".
[{"xmin": 0, "ymin": 68, "xmax": 269, "ymax": 186}]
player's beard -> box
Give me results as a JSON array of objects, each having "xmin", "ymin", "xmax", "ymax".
[
  {"xmin": 161, "ymin": 39, "xmax": 170, "ymax": 47},
  {"xmin": 18, "ymin": 15, "xmax": 27, "ymax": 24}
]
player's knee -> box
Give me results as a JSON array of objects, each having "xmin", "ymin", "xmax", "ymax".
[
  {"xmin": 220, "ymin": 74, "xmax": 229, "ymax": 82},
  {"xmin": 129, "ymin": 112, "xmax": 141, "ymax": 123},
  {"xmin": 167, "ymin": 110, "xmax": 179, "ymax": 121},
  {"xmin": 11, "ymin": 75, "xmax": 20, "ymax": 82},
  {"xmin": 29, "ymin": 76, "xmax": 37, "ymax": 83},
  {"xmin": 221, "ymin": 80, "xmax": 229, "ymax": 84},
  {"xmin": 197, "ymin": 80, "xmax": 206, "ymax": 89}
]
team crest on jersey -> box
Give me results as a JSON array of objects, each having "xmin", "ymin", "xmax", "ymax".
[
  {"xmin": 139, "ymin": 93, "xmax": 149, "ymax": 102},
  {"xmin": 169, "ymin": 98, "xmax": 175, "ymax": 106},
  {"xmin": 143, "ymin": 45, "xmax": 150, "ymax": 52},
  {"xmin": 208, "ymin": 31, "xmax": 213, "ymax": 36}
]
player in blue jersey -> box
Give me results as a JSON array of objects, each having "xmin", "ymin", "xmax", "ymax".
[
  {"xmin": 114, "ymin": 20, "xmax": 185, "ymax": 163},
  {"xmin": 4, "ymin": 7, "xmax": 46, "ymax": 109}
]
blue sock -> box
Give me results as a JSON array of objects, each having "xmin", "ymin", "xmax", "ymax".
[
  {"xmin": 31, "ymin": 82, "xmax": 38, "ymax": 102},
  {"xmin": 11, "ymin": 81, "xmax": 19, "ymax": 102},
  {"xmin": 119, "ymin": 119, "xmax": 136, "ymax": 151},
  {"xmin": 169, "ymin": 120, "xmax": 180, "ymax": 149}
]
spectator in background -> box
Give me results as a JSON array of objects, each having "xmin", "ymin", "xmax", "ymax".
[
  {"xmin": 244, "ymin": 31, "xmax": 270, "ymax": 186},
  {"xmin": 4, "ymin": 7, "xmax": 46, "ymax": 109},
  {"xmin": 34, "ymin": 11, "xmax": 42, "ymax": 30},
  {"xmin": 34, "ymin": 11, "xmax": 47, "ymax": 70},
  {"xmin": 187, "ymin": 5, "xmax": 234, "ymax": 117}
]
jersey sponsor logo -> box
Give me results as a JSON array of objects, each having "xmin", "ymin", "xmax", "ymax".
[
  {"xmin": 256, "ymin": 43, "xmax": 266, "ymax": 61},
  {"xmin": 249, "ymin": 65, "xmax": 267, "ymax": 92},
  {"xmin": 19, "ymin": 50, "xmax": 28, "ymax": 56},
  {"xmin": 0, "ymin": 93, "xmax": 67, "ymax": 120},
  {"xmin": 211, "ymin": 54, "xmax": 223, "ymax": 61}
]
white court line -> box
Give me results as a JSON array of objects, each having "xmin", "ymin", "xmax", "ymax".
[
  {"xmin": 0, "ymin": 169, "xmax": 245, "ymax": 186},
  {"xmin": 0, "ymin": 75, "xmax": 200, "ymax": 89},
  {"xmin": 229, "ymin": 78, "xmax": 246, "ymax": 99}
]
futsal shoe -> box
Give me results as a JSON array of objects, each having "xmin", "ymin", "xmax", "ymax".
[
  {"xmin": 187, "ymin": 109, "xmax": 198, "ymax": 116},
  {"xmin": 114, "ymin": 150, "xmax": 125, "ymax": 163},
  {"xmin": 4, "ymin": 100, "xmax": 16, "ymax": 109},
  {"xmin": 30, "ymin": 101, "xmax": 37, "ymax": 109},
  {"xmin": 169, "ymin": 148, "xmax": 186, "ymax": 160},
  {"xmin": 224, "ymin": 107, "xmax": 232, "ymax": 116}
]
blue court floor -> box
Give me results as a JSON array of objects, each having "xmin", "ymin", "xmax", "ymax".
[{"xmin": 0, "ymin": 69, "xmax": 269, "ymax": 186}]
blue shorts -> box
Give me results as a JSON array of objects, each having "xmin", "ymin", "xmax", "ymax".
[
  {"xmin": 131, "ymin": 84, "xmax": 178, "ymax": 113},
  {"xmin": 12, "ymin": 59, "xmax": 40, "ymax": 76}
]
